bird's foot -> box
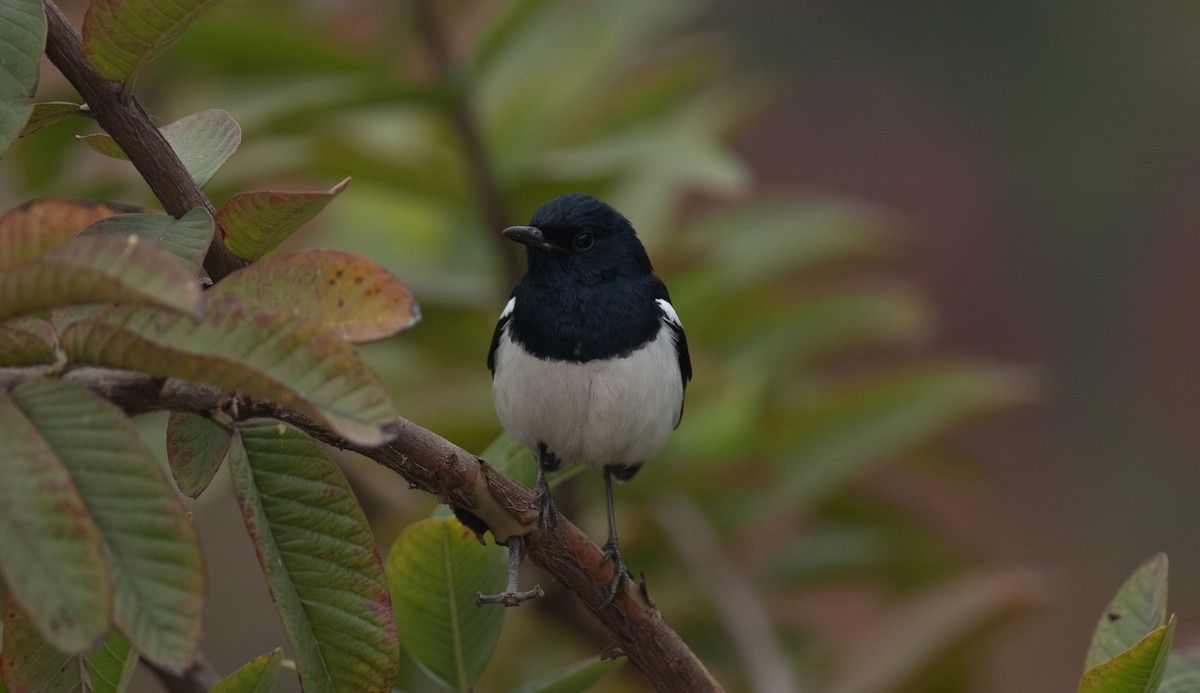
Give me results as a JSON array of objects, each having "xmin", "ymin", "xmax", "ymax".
[
  {"xmin": 534, "ymin": 474, "xmax": 558, "ymax": 532},
  {"xmin": 599, "ymin": 539, "xmax": 630, "ymax": 608},
  {"xmin": 475, "ymin": 536, "xmax": 545, "ymax": 608}
]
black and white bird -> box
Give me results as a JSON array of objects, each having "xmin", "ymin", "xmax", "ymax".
[{"xmin": 478, "ymin": 193, "xmax": 691, "ymax": 607}]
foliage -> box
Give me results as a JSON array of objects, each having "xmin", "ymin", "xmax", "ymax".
[
  {"xmin": 1076, "ymin": 554, "xmax": 1200, "ymax": 693},
  {"xmin": 0, "ymin": 0, "xmax": 1044, "ymax": 691}
]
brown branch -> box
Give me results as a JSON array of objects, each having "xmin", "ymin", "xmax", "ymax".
[
  {"xmin": 412, "ymin": 0, "xmax": 522, "ymax": 287},
  {"xmin": 41, "ymin": 0, "xmax": 246, "ymax": 283},
  {"xmin": 0, "ymin": 365, "xmax": 723, "ymax": 693}
]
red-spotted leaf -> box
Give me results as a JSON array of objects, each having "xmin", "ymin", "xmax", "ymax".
[
  {"xmin": 0, "ymin": 390, "xmax": 109, "ymax": 654},
  {"xmin": 166, "ymin": 411, "xmax": 232, "ymax": 498},
  {"xmin": 0, "ymin": 234, "xmax": 203, "ymax": 323},
  {"xmin": 218, "ymin": 178, "xmax": 349, "ymax": 261},
  {"xmin": 77, "ymin": 109, "xmax": 241, "ymax": 187},
  {"xmin": 81, "ymin": 207, "xmax": 214, "ymax": 277},
  {"xmin": 59, "ymin": 295, "xmax": 397, "ymax": 446},
  {"xmin": 0, "ymin": 317, "xmax": 56, "ymax": 366},
  {"xmin": 0, "ymin": 592, "xmax": 87, "ymax": 692},
  {"xmin": 229, "ymin": 423, "xmax": 399, "ymax": 693},
  {"xmin": 19, "ymin": 101, "xmax": 87, "ymax": 138},
  {"xmin": 211, "ymin": 249, "xmax": 420, "ymax": 342},
  {"xmin": 0, "ymin": 0, "xmax": 45, "ymax": 154},
  {"xmin": 13, "ymin": 379, "xmax": 205, "ymax": 672},
  {"xmin": 211, "ymin": 649, "xmax": 284, "ymax": 693},
  {"xmin": 0, "ymin": 604, "xmax": 136, "ymax": 693},
  {"xmin": 82, "ymin": 0, "xmax": 225, "ymax": 94},
  {"xmin": 0, "ymin": 198, "xmax": 140, "ymax": 269}
]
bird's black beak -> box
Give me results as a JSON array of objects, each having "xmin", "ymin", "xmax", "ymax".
[{"xmin": 502, "ymin": 225, "xmax": 552, "ymax": 251}]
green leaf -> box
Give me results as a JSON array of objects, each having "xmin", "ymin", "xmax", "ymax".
[
  {"xmin": 228, "ymin": 423, "xmax": 399, "ymax": 693},
  {"xmin": 80, "ymin": 208, "xmax": 214, "ymax": 277},
  {"xmin": 82, "ymin": 0, "xmax": 226, "ymax": 93},
  {"xmin": 166, "ymin": 411, "xmax": 232, "ymax": 498},
  {"xmin": 0, "ymin": 234, "xmax": 204, "ymax": 323},
  {"xmin": 12, "ymin": 379, "xmax": 205, "ymax": 671},
  {"xmin": 211, "ymin": 648, "xmax": 284, "ymax": 693},
  {"xmin": 77, "ymin": 109, "xmax": 241, "ymax": 187},
  {"xmin": 219, "ymin": 178, "xmax": 350, "ymax": 261},
  {"xmin": 0, "ymin": 316, "xmax": 56, "ymax": 366},
  {"xmin": 59, "ymin": 295, "xmax": 397, "ymax": 446},
  {"xmin": 758, "ymin": 363, "xmax": 1036, "ymax": 518},
  {"xmin": 0, "ymin": 390, "xmax": 108, "ymax": 654},
  {"xmin": 0, "ymin": 592, "xmax": 86, "ymax": 692},
  {"xmin": 18, "ymin": 101, "xmax": 86, "ymax": 138},
  {"xmin": 1078, "ymin": 617, "xmax": 1176, "ymax": 693},
  {"xmin": 85, "ymin": 631, "xmax": 139, "ymax": 693},
  {"xmin": 210, "ymin": 248, "xmax": 420, "ymax": 342},
  {"xmin": 509, "ymin": 656, "xmax": 627, "ymax": 693},
  {"xmin": 1160, "ymin": 672, "xmax": 1200, "ymax": 693},
  {"xmin": 385, "ymin": 517, "xmax": 507, "ymax": 691},
  {"xmin": 0, "ymin": 0, "xmax": 45, "ymax": 154},
  {"xmin": 1086, "ymin": 554, "xmax": 1170, "ymax": 670},
  {"xmin": 0, "ymin": 198, "xmax": 139, "ymax": 270}
]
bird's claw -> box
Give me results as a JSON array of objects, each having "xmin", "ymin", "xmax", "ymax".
[{"xmin": 599, "ymin": 540, "xmax": 630, "ymax": 608}]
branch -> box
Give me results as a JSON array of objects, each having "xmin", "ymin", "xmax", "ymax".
[
  {"xmin": 0, "ymin": 365, "xmax": 723, "ymax": 693},
  {"xmin": 41, "ymin": 0, "xmax": 245, "ymax": 283},
  {"xmin": 412, "ymin": 0, "xmax": 522, "ymax": 287}
]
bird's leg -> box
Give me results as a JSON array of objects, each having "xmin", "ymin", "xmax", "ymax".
[
  {"xmin": 475, "ymin": 535, "xmax": 544, "ymax": 607},
  {"xmin": 599, "ymin": 466, "xmax": 631, "ymax": 607},
  {"xmin": 535, "ymin": 442, "xmax": 560, "ymax": 531}
]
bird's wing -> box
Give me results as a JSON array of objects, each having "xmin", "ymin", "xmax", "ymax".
[
  {"xmin": 651, "ymin": 279, "xmax": 692, "ymax": 388},
  {"xmin": 487, "ymin": 297, "xmax": 516, "ymax": 375}
]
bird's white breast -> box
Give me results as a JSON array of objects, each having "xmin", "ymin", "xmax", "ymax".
[{"xmin": 492, "ymin": 303, "xmax": 684, "ymax": 469}]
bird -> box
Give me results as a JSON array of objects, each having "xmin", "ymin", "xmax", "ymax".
[{"xmin": 477, "ymin": 193, "xmax": 692, "ymax": 608}]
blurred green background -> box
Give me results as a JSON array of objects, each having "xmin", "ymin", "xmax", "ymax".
[{"xmin": 6, "ymin": 1, "xmax": 1200, "ymax": 691}]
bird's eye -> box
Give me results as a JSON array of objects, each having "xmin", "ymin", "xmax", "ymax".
[{"xmin": 572, "ymin": 231, "xmax": 594, "ymax": 251}]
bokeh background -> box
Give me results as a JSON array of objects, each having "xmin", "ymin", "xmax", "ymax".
[{"xmin": 6, "ymin": 1, "xmax": 1200, "ymax": 691}]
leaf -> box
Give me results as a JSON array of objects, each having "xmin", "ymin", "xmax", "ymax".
[
  {"xmin": 0, "ymin": 317, "xmax": 56, "ymax": 366},
  {"xmin": 1078, "ymin": 617, "xmax": 1176, "ymax": 693},
  {"xmin": 385, "ymin": 517, "xmax": 507, "ymax": 691},
  {"xmin": 85, "ymin": 631, "xmax": 140, "ymax": 693},
  {"xmin": 509, "ymin": 656, "xmax": 627, "ymax": 693},
  {"xmin": 0, "ymin": 234, "xmax": 203, "ymax": 323},
  {"xmin": 77, "ymin": 109, "xmax": 241, "ymax": 187},
  {"xmin": 0, "ymin": 0, "xmax": 45, "ymax": 154},
  {"xmin": 757, "ymin": 363, "xmax": 1037, "ymax": 518},
  {"xmin": 12, "ymin": 379, "xmax": 205, "ymax": 671},
  {"xmin": 218, "ymin": 178, "xmax": 350, "ymax": 261},
  {"xmin": 211, "ymin": 248, "xmax": 420, "ymax": 342},
  {"xmin": 0, "ymin": 390, "xmax": 108, "ymax": 654},
  {"xmin": 82, "ymin": 0, "xmax": 226, "ymax": 93},
  {"xmin": 166, "ymin": 411, "xmax": 232, "ymax": 498},
  {"xmin": 1085, "ymin": 554, "xmax": 1170, "ymax": 669},
  {"xmin": 59, "ymin": 295, "xmax": 397, "ymax": 446},
  {"xmin": 18, "ymin": 101, "xmax": 86, "ymax": 138},
  {"xmin": 211, "ymin": 648, "xmax": 284, "ymax": 693},
  {"xmin": 0, "ymin": 198, "xmax": 139, "ymax": 270},
  {"xmin": 0, "ymin": 592, "xmax": 87, "ymax": 692},
  {"xmin": 228, "ymin": 423, "xmax": 399, "ymax": 693},
  {"xmin": 80, "ymin": 208, "xmax": 214, "ymax": 277}
]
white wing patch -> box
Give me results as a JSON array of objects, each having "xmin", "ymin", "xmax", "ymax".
[
  {"xmin": 655, "ymin": 298, "xmax": 682, "ymax": 328},
  {"xmin": 500, "ymin": 297, "xmax": 516, "ymax": 319}
]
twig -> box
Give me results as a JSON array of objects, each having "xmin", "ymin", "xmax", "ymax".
[
  {"xmin": 412, "ymin": 0, "xmax": 522, "ymax": 287},
  {"xmin": 656, "ymin": 494, "xmax": 799, "ymax": 693},
  {"xmin": 0, "ymin": 365, "xmax": 724, "ymax": 693},
  {"xmin": 41, "ymin": 0, "xmax": 245, "ymax": 283}
]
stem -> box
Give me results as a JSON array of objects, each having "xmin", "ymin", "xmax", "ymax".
[
  {"xmin": 41, "ymin": 0, "xmax": 245, "ymax": 283},
  {"xmin": 412, "ymin": 0, "xmax": 522, "ymax": 287}
]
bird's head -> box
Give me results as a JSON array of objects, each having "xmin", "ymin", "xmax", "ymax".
[{"xmin": 503, "ymin": 194, "xmax": 653, "ymax": 282}]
